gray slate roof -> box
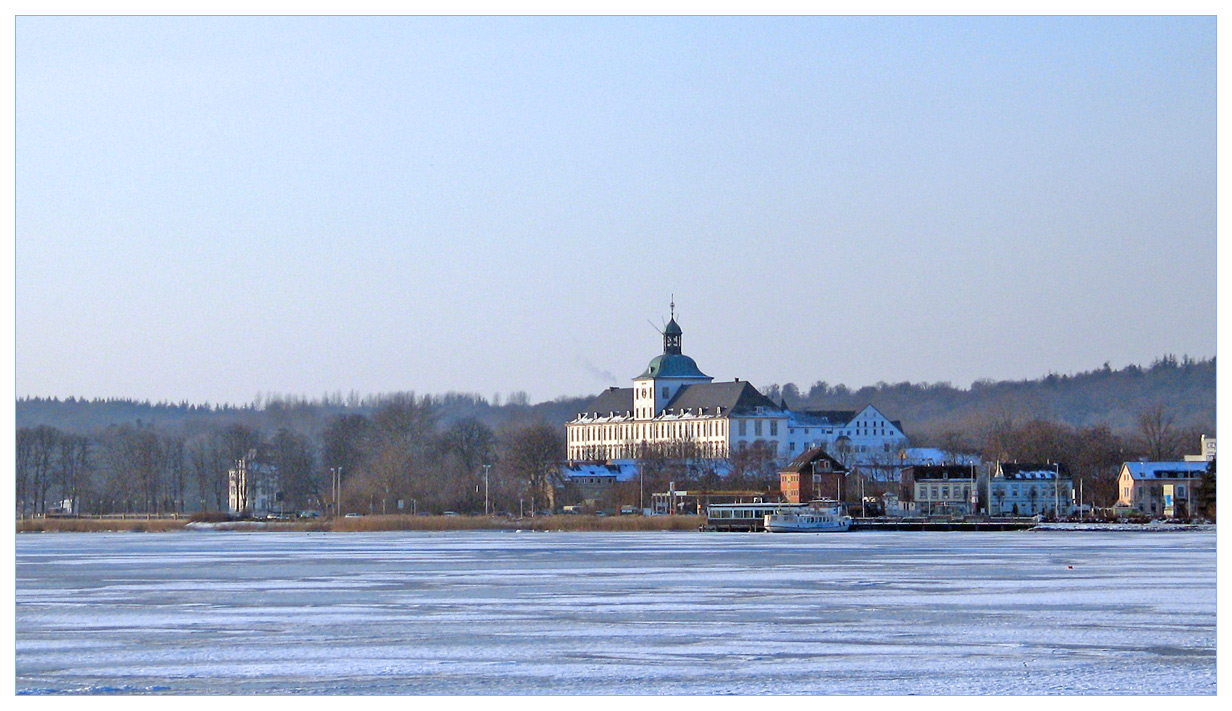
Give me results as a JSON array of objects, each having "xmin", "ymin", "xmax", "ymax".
[
  {"xmin": 582, "ymin": 387, "xmax": 635, "ymax": 416},
  {"xmin": 794, "ymin": 410, "xmax": 858, "ymax": 426},
  {"xmin": 904, "ymin": 464, "xmax": 978, "ymax": 481},
  {"xmin": 663, "ymin": 380, "xmax": 781, "ymax": 416},
  {"xmin": 576, "ymin": 380, "xmax": 782, "ymax": 418},
  {"xmin": 780, "ymin": 446, "xmax": 846, "ymax": 474}
]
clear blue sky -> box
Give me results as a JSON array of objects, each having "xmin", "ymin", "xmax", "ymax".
[{"xmin": 15, "ymin": 15, "xmax": 1217, "ymax": 405}]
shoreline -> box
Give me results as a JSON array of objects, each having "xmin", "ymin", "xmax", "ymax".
[{"xmin": 15, "ymin": 515, "xmax": 1213, "ymax": 534}]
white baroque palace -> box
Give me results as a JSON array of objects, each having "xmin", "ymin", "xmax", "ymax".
[{"xmin": 565, "ymin": 311, "xmax": 909, "ymax": 464}]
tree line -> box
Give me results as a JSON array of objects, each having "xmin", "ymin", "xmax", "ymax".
[
  {"xmin": 18, "ymin": 355, "xmax": 1213, "ymax": 441},
  {"xmin": 762, "ymin": 354, "xmax": 1214, "ymax": 436},
  {"xmin": 15, "ymin": 355, "xmax": 1215, "ymax": 517},
  {"xmin": 15, "ymin": 393, "xmax": 564, "ymax": 518}
]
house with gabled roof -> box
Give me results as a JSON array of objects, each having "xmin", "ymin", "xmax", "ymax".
[
  {"xmin": 904, "ymin": 464, "xmax": 980, "ymax": 516},
  {"xmin": 778, "ymin": 447, "xmax": 847, "ymax": 503},
  {"xmin": 1116, "ymin": 461, "xmax": 1207, "ymax": 518},
  {"xmin": 987, "ymin": 462, "xmax": 1074, "ymax": 518},
  {"xmin": 785, "ymin": 404, "xmax": 910, "ymax": 463}
]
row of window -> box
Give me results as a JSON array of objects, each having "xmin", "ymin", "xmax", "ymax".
[
  {"xmin": 572, "ymin": 420, "xmax": 729, "ymax": 443},
  {"xmin": 993, "ymin": 485, "xmax": 1071, "ymax": 497},
  {"xmin": 709, "ymin": 508, "xmax": 780, "ymax": 519},
  {"xmin": 918, "ymin": 485, "xmax": 971, "ymax": 501},
  {"xmin": 736, "ymin": 419, "xmax": 779, "ymax": 437},
  {"xmin": 575, "ymin": 418, "xmax": 801, "ymax": 443},
  {"xmin": 568, "ymin": 441, "xmax": 731, "ymax": 460},
  {"xmin": 1133, "ymin": 485, "xmax": 1187, "ymax": 499}
]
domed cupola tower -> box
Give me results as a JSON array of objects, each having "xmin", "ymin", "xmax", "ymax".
[
  {"xmin": 633, "ymin": 300, "xmax": 713, "ymax": 420},
  {"xmin": 663, "ymin": 315, "xmax": 683, "ymax": 354}
]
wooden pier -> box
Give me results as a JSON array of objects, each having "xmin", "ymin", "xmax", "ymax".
[{"xmin": 852, "ymin": 518, "xmax": 1039, "ymax": 531}]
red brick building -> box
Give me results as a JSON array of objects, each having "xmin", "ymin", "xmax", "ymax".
[{"xmin": 779, "ymin": 447, "xmax": 847, "ymax": 503}]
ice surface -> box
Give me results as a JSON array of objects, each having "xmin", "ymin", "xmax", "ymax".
[{"xmin": 15, "ymin": 529, "xmax": 1216, "ymax": 695}]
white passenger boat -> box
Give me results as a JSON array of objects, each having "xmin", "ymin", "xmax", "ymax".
[{"xmin": 764, "ymin": 501, "xmax": 852, "ymax": 533}]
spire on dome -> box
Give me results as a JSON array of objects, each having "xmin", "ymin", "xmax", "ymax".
[{"xmin": 663, "ymin": 297, "xmax": 682, "ymax": 354}]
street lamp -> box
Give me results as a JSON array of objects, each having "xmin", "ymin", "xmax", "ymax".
[
  {"xmin": 639, "ymin": 461, "xmax": 644, "ymax": 512},
  {"xmin": 483, "ymin": 464, "xmax": 491, "ymax": 516},
  {"xmin": 330, "ymin": 467, "xmax": 342, "ymax": 518},
  {"xmin": 1053, "ymin": 463, "xmax": 1060, "ymax": 520}
]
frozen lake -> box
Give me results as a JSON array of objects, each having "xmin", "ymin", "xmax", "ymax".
[{"xmin": 15, "ymin": 529, "xmax": 1216, "ymax": 695}]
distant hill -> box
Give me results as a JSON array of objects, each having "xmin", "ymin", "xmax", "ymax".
[
  {"xmin": 16, "ymin": 355, "xmax": 1214, "ymax": 440},
  {"xmin": 15, "ymin": 391, "xmax": 593, "ymax": 438},
  {"xmin": 763, "ymin": 355, "xmax": 1215, "ymax": 440}
]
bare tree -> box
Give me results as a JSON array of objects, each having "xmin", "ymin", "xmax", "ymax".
[
  {"xmin": 1135, "ymin": 405, "xmax": 1180, "ymax": 461},
  {"xmin": 269, "ymin": 428, "xmax": 318, "ymax": 512},
  {"xmin": 16, "ymin": 428, "xmax": 35, "ymax": 517},
  {"xmin": 358, "ymin": 394, "xmax": 438, "ymax": 514},
  {"xmin": 438, "ymin": 417, "xmax": 496, "ymax": 512},
  {"xmin": 186, "ymin": 430, "xmax": 235, "ymax": 513},
  {"xmin": 54, "ymin": 434, "xmax": 90, "ymax": 514},
  {"xmin": 320, "ymin": 413, "xmax": 370, "ymax": 514},
  {"xmin": 20, "ymin": 425, "xmax": 61, "ymax": 516},
  {"xmin": 1196, "ymin": 458, "xmax": 1215, "ymax": 521},
  {"xmin": 498, "ymin": 422, "xmax": 564, "ymax": 514},
  {"xmin": 160, "ymin": 436, "xmax": 186, "ymax": 514}
]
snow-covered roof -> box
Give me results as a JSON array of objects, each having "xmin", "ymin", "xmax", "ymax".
[
  {"xmin": 900, "ymin": 448, "xmax": 981, "ymax": 466},
  {"xmin": 996, "ymin": 462, "xmax": 1071, "ymax": 480},
  {"xmin": 1121, "ymin": 461, "xmax": 1208, "ymax": 480},
  {"xmin": 559, "ymin": 461, "xmax": 640, "ymax": 483},
  {"xmin": 561, "ymin": 459, "xmax": 737, "ymax": 482}
]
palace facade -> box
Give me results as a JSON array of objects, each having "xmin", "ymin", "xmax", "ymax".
[{"xmin": 565, "ymin": 312, "xmax": 909, "ymax": 464}]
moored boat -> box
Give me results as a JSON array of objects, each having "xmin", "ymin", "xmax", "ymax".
[{"xmin": 764, "ymin": 501, "xmax": 852, "ymax": 532}]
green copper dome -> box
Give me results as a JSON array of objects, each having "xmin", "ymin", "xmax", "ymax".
[{"xmin": 637, "ymin": 353, "xmax": 710, "ymax": 380}]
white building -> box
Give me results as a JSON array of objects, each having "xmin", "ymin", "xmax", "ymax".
[
  {"xmin": 565, "ymin": 309, "xmax": 909, "ymax": 464},
  {"xmin": 907, "ymin": 464, "xmax": 980, "ymax": 517},
  {"xmin": 1183, "ymin": 435, "xmax": 1216, "ymax": 463},
  {"xmin": 987, "ymin": 462, "xmax": 1074, "ymax": 518},
  {"xmin": 785, "ymin": 406, "xmax": 910, "ymax": 462},
  {"xmin": 227, "ymin": 452, "xmax": 284, "ymax": 517}
]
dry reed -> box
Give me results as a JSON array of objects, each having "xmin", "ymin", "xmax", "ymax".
[
  {"xmin": 18, "ymin": 514, "xmax": 704, "ymax": 534},
  {"xmin": 17, "ymin": 517, "xmax": 188, "ymax": 533}
]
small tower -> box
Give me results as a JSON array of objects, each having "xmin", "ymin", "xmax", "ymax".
[
  {"xmin": 663, "ymin": 298, "xmax": 682, "ymax": 355},
  {"xmin": 633, "ymin": 298, "xmax": 712, "ymax": 419}
]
